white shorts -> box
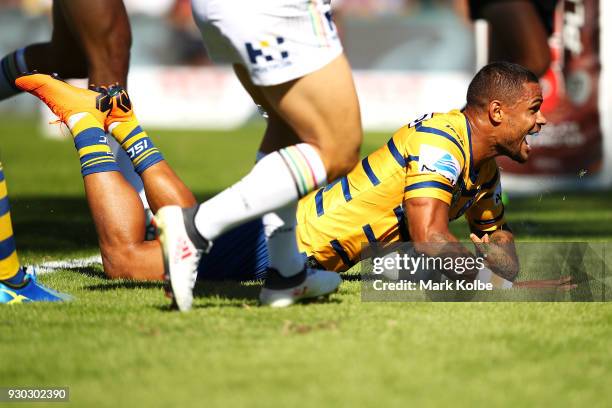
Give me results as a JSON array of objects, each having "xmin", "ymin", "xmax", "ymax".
[{"xmin": 191, "ymin": 0, "xmax": 343, "ymax": 86}]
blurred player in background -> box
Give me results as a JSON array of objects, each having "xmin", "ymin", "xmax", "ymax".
[
  {"xmin": 17, "ymin": 62, "xmax": 572, "ymax": 293},
  {"xmin": 0, "ymin": 0, "xmax": 130, "ymax": 93},
  {"xmin": 155, "ymin": 0, "xmax": 363, "ymax": 310},
  {"xmin": 0, "ymin": 0, "xmax": 150, "ymax": 211},
  {"xmin": 469, "ymin": 0, "xmax": 558, "ymax": 77},
  {"xmin": 471, "ymin": 0, "xmax": 603, "ymax": 178}
]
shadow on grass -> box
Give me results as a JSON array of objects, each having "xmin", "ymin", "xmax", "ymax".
[
  {"xmin": 85, "ymin": 276, "xmax": 263, "ymax": 306},
  {"xmin": 68, "ymin": 266, "xmax": 107, "ymax": 280},
  {"xmin": 11, "ymin": 196, "xmax": 98, "ymax": 253},
  {"xmin": 9, "ymin": 193, "xmax": 219, "ymax": 254},
  {"xmin": 193, "ymin": 280, "xmax": 262, "ymax": 297},
  {"xmin": 152, "ymin": 280, "xmax": 265, "ymax": 311},
  {"xmin": 85, "ymin": 280, "xmax": 164, "ymax": 291}
]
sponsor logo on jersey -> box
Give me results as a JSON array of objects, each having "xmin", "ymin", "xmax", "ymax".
[{"xmin": 418, "ymin": 144, "xmax": 461, "ymax": 185}]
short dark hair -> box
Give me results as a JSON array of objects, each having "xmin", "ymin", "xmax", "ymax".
[{"xmin": 466, "ymin": 62, "xmax": 539, "ymax": 109}]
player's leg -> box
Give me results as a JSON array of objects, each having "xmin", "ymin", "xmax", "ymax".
[
  {"xmin": 232, "ymin": 60, "xmax": 360, "ymax": 300},
  {"xmin": 254, "ymin": 55, "xmax": 361, "ymax": 179},
  {"xmin": 479, "ymin": 0, "xmax": 552, "ymax": 77},
  {"xmin": 56, "ymin": 0, "xmax": 132, "ymax": 87},
  {"xmin": 0, "ymin": 0, "xmax": 144, "ymax": 209},
  {"xmin": 56, "ymin": 0, "xmax": 149, "ymax": 211},
  {"xmin": 157, "ymin": 0, "xmax": 361, "ymax": 310},
  {"xmin": 0, "ymin": 162, "xmax": 70, "ymax": 303},
  {"xmin": 14, "ymin": 74, "xmax": 177, "ymax": 281},
  {"xmin": 253, "ymin": 55, "xmax": 361, "ymax": 306},
  {"xmin": 103, "ymin": 86, "xmax": 196, "ymax": 212},
  {"xmin": 0, "ymin": 1, "xmax": 88, "ymax": 100}
]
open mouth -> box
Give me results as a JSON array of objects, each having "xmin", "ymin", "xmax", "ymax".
[{"xmin": 524, "ymin": 130, "xmax": 539, "ymax": 148}]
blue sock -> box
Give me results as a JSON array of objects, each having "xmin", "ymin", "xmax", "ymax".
[
  {"xmin": 108, "ymin": 119, "xmax": 164, "ymax": 175},
  {"xmin": 0, "ymin": 48, "xmax": 28, "ymax": 100},
  {"xmin": 68, "ymin": 113, "xmax": 121, "ymax": 177},
  {"xmin": 3, "ymin": 267, "xmax": 26, "ymax": 286}
]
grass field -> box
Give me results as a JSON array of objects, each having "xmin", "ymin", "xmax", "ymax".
[{"xmin": 1, "ymin": 116, "xmax": 611, "ymax": 407}]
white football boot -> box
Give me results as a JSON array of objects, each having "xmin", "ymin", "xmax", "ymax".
[
  {"xmin": 155, "ymin": 205, "xmax": 209, "ymax": 312},
  {"xmin": 259, "ymin": 267, "xmax": 342, "ymax": 308}
]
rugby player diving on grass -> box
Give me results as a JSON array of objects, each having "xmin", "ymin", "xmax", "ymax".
[{"xmin": 15, "ymin": 62, "xmax": 571, "ymax": 295}]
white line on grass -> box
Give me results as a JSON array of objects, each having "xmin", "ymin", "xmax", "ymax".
[{"xmin": 35, "ymin": 255, "xmax": 103, "ymax": 274}]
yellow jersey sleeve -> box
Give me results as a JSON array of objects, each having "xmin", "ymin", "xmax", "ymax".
[
  {"xmin": 465, "ymin": 163, "xmax": 508, "ymax": 234},
  {"xmin": 398, "ymin": 115, "xmax": 467, "ymax": 205}
]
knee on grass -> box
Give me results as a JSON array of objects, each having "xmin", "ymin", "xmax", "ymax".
[{"xmin": 100, "ymin": 244, "xmax": 138, "ymax": 280}]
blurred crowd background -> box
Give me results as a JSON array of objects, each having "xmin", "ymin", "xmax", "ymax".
[
  {"xmin": 0, "ymin": 0, "xmax": 475, "ymax": 71},
  {"xmin": 0, "ymin": 0, "xmax": 479, "ymax": 134}
]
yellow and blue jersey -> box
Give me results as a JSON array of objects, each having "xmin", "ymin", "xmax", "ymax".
[{"xmin": 296, "ymin": 109, "xmax": 507, "ymax": 272}]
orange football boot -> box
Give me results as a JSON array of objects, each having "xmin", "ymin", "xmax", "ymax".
[
  {"xmin": 14, "ymin": 73, "xmax": 111, "ymax": 126},
  {"xmin": 104, "ymin": 84, "xmax": 136, "ymax": 128}
]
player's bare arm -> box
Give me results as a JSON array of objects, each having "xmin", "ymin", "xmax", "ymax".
[{"xmin": 405, "ymin": 196, "xmax": 479, "ymax": 281}]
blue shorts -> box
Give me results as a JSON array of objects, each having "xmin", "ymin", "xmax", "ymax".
[{"xmin": 196, "ymin": 219, "xmax": 269, "ymax": 281}]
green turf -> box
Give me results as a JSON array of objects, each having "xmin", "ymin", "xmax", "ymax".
[{"xmin": 0, "ymin": 116, "xmax": 611, "ymax": 407}]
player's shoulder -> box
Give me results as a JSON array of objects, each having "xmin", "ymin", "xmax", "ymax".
[
  {"xmin": 398, "ymin": 111, "xmax": 468, "ymax": 187},
  {"xmin": 421, "ymin": 110, "xmax": 469, "ymax": 146},
  {"xmin": 404, "ymin": 110, "xmax": 469, "ymax": 163},
  {"xmin": 394, "ymin": 108, "xmax": 459, "ymax": 134}
]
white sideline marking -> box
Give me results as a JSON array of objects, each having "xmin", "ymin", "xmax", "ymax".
[{"xmin": 35, "ymin": 255, "xmax": 103, "ymax": 274}]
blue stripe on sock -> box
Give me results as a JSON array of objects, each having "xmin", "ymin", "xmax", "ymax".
[
  {"xmin": 121, "ymin": 126, "xmax": 144, "ymax": 145},
  {"xmin": 0, "ymin": 236, "xmax": 16, "ymax": 260},
  {"xmin": 74, "ymin": 127, "xmax": 106, "ymax": 150},
  {"xmin": 134, "ymin": 154, "xmax": 164, "ymax": 175},
  {"xmin": 79, "ymin": 150, "xmax": 119, "ymax": 177},
  {"xmin": 3, "ymin": 267, "xmax": 25, "ymax": 285},
  {"xmin": 1, "ymin": 56, "xmax": 20, "ymax": 92},
  {"xmin": 81, "ymin": 162, "xmax": 120, "ymax": 177},
  {"xmin": 0, "ymin": 196, "xmax": 10, "ymax": 217},
  {"xmin": 79, "ymin": 152, "xmax": 114, "ymax": 165}
]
